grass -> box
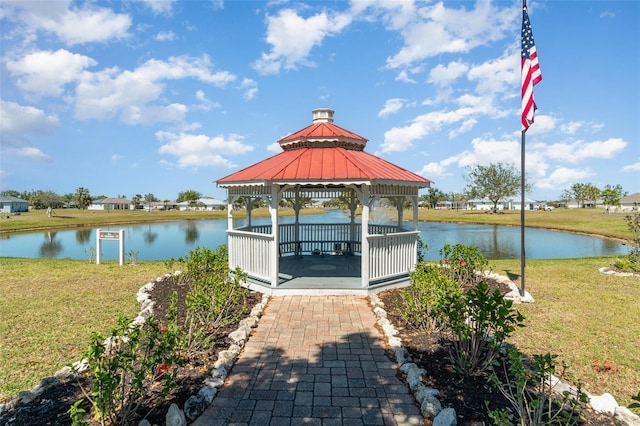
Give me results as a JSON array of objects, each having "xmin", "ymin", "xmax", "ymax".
[
  {"xmin": 0, "ymin": 258, "xmax": 168, "ymax": 401},
  {"xmin": 1, "ymin": 207, "xmax": 638, "ymax": 409},
  {"xmin": 490, "ymin": 257, "xmax": 640, "ymax": 409}
]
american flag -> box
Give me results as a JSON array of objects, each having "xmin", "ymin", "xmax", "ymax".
[{"xmin": 521, "ymin": 5, "xmax": 542, "ymax": 131}]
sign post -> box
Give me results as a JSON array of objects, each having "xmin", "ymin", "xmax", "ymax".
[{"xmin": 96, "ymin": 229, "xmax": 125, "ymax": 266}]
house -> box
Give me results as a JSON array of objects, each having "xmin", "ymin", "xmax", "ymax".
[
  {"xmin": 466, "ymin": 199, "xmax": 506, "ymax": 211},
  {"xmin": 0, "ymin": 195, "xmax": 29, "ymax": 214},
  {"xmin": 620, "ymin": 192, "xmax": 640, "ymax": 211},
  {"xmin": 177, "ymin": 197, "xmax": 226, "ymax": 211},
  {"xmin": 507, "ymin": 197, "xmax": 538, "ymax": 210},
  {"xmin": 88, "ymin": 197, "xmax": 131, "ymax": 211}
]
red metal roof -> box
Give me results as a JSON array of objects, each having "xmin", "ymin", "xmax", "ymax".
[
  {"xmin": 217, "ymin": 147, "xmax": 431, "ymax": 185},
  {"xmin": 216, "ymin": 108, "xmax": 431, "ymax": 187}
]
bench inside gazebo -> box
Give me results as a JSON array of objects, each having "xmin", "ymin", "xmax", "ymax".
[{"xmin": 216, "ymin": 108, "xmax": 432, "ymax": 295}]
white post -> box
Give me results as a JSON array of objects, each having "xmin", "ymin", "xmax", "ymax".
[
  {"xmin": 96, "ymin": 228, "xmax": 101, "ymax": 265},
  {"xmin": 359, "ymin": 185, "xmax": 371, "ymax": 288},
  {"xmin": 119, "ymin": 229, "xmax": 125, "ymax": 266},
  {"xmin": 269, "ymin": 185, "xmax": 280, "ymax": 287}
]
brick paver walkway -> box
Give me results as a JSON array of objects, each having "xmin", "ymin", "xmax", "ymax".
[{"xmin": 192, "ymin": 295, "xmax": 423, "ymax": 426}]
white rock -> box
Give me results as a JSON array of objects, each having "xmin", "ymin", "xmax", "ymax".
[
  {"xmin": 210, "ymin": 366, "xmax": 227, "ymax": 379},
  {"xmin": 138, "ymin": 420, "xmax": 152, "ymax": 426},
  {"xmin": 387, "ymin": 336, "xmax": 402, "ymax": 347},
  {"xmin": 420, "ymin": 394, "xmax": 443, "ymax": 419},
  {"xmin": 614, "ymin": 406, "xmax": 640, "ymax": 426},
  {"xmin": 54, "ymin": 366, "xmax": 75, "ymax": 380},
  {"xmin": 205, "ymin": 377, "xmax": 224, "ymax": 388},
  {"xmin": 198, "ymin": 385, "xmax": 218, "ymax": 404},
  {"xmin": 590, "ymin": 393, "xmax": 618, "ymax": 415},
  {"xmin": 433, "ymin": 407, "xmax": 457, "ymax": 426},
  {"xmin": 393, "ymin": 347, "xmax": 410, "ymax": 365},
  {"xmin": 228, "ymin": 329, "xmax": 247, "ymax": 345},
  {"xmin": 166, "ymin": 403, "xmax": 187, "ymax": 426}
]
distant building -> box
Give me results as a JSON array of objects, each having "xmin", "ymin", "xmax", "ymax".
[
  {"xmin": 177, "ymin": 197, "xmax": 226, "ymax": 211},
  {"xmin": 0, "ymin": 195, "xmax": 29, "ymax": 213},
  {"xmin": 88, "ymin": 197, "xmax": 131, "ymax": 211},
  {"xmin": 620, "ymin": 192, "xmax": 640, "ymax": 211},
  {"xmin": 466, "ymin": 199, "xmax": 506, "ymax": 211}
]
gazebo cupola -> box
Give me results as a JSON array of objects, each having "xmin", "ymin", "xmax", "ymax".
[{"xmin": 216, "ymin": 108, "xmax": 432, "ymax": 295}]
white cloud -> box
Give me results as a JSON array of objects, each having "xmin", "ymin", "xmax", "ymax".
[
  {"xmin": 2, "ymin": 1, "xmax": 131, "ymax": 45},
  {"xmin": 6, "ymin": 49, "xmax": 96, "ymax": 97},
  {"xmin": 535, "ymin": 167, "xmax": 594, "ymax": 190},
  {"xmin": 3, "ymin": 146, "xmax": 51, "ymax": 161},
  {"xmin": 267, "ymin": 142, "xmax": 282, "ymax": 153},
  {"xmin": 239, "ymin": 78, "xmax": 258, "ymax": 100},
  {"xmin": 74, "ymin": 55, "xmax": 236, "ymax": 123},
  {"xmin": 155, "ymin": 31, "xmax": 177, "ymax": 41},
  {"xmin": 0, "ymin": 100, "xmax": 59, "ymax": 146},
  {"xmin": 381, "ymin": 107, "xmax": 475, "ymax": 153},
  {"xmin": 252, "ymin": 8, "xmax": 352, "ymax": 75},
  {"xmin": 378, "ymin": 99, "xmax": 405, "ymax": 117},
  {"xmin": 622, "ymin": 162, "xmax": 640, "ymax": 172},
  {"xmin": 385, "ymin": 1, "xmax": 517, "ymax": 69},
  {"xmin": 140, "ymin": 0, "xmax": 177, "ymax": 15},
  {"xmin": 156, "ymin": 131, "xmax": 254, "ymax": 169},
  {"xmin": 429, "ymin": 60, "xmax": 469, "ymax": 87},
  {"xmin": 544, "ymin": 138, "xmax": 628, "ymax": 164}
]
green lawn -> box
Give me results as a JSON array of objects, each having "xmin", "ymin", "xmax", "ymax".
[{"xmin": 1, "ymin": 207, "xmax": 638, "ymax": 409}]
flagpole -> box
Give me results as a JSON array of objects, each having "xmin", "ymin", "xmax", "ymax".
[
  {"xmin": 520, "ymin": 0, "xmax": 527, "ymax": 297},
  {"xmin": 520, "ymin": 129, "xmax": 526, "ymax": 296}
]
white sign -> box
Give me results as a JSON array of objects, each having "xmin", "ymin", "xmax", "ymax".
[{"xmin": 96, "ymin": 229, "xmax": 125, "ymax": 266}]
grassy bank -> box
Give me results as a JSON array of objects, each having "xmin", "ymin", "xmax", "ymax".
[
  {"xmin": 490, "ymin": 257, "xmax": 640, "ymax": 408},
  {"xmin": 0, "ymin": 207, "xmax": 324, "ymax": 234},
  {"xmin": 0, "ymin": 258, "xmax": 168, "ymax": 401}
]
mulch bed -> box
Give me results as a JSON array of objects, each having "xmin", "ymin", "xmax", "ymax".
[{"xmin": 0, "ymin": 273, "xmax": 627, "ymax": 425}]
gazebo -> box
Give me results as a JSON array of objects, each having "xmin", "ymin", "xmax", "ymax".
[{"xmin": 216, "ymin": 108, "xmax": 432, "ymax": 295}]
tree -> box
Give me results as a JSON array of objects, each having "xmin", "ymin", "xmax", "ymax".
[
  {"xmin": 30, "ymin": 190, "xmax": 63, "ymax": 209},
  {"xmin": 1, "ymin": 190, "xmax": 22, "ymax": 198},
  {"xmin": 561, "ymin": 183, "xmax": 600, "ymax": 208},
  {"xmin": 601, "ymin": 184, "xmax": 627, "ymax": 207},
  {"xmin": 131, "ymin": 194, "xmax": 142, "ymax": 208},
  {"xmin": 421, "ymin": 188, "xmax": 447, "ymax": 208},
  {"xmin": 176, "ymin": 190, "xmax": 201, "ymax": 204},
  {"xmin": 74, "ymin": 187, "xmax": 91, "ymax": 210},
  {"xmin": 464, "ymin": 163, "xmax": 528, "ymax": 212}
]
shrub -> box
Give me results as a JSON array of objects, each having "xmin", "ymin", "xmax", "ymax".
[
  {"xmin": 78, "ymin": 315, "xmax": 181, "ymax": 425},
  {"xmin": 170, "ymin": 246, "xmax": 250, "ymax": 357},
  {"xmin": 398, "ymin": 262, "xmax": 461, "ymax": 332},
  {"xmin": 439, "ymin": 243, "xmax": 489, "ymax": 287},
  {"xmin": 440, "ymin": 281, "xmax": 525, "ymax": 376},
  {"xmin": 489, "ymin": 348, "xmax": 587, "ymax": 425}
]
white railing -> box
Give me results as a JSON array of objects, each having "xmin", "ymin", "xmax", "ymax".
[
  {"xmin": 368, "ymin": 231, "xmax": 418, "ymax": 282},
  {"xmin": 227, "ymin": 230, "xmax": 273, "ymax": 282}
]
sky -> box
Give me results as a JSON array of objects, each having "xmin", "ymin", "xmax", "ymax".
[{"xmin": 1, "ymin": 0, "xmax": 638, "ymax": 203}]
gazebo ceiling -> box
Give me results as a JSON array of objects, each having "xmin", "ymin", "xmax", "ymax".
[{"xmin": 216, "ymin": 108, "xmax": 432, "ymax": 188}]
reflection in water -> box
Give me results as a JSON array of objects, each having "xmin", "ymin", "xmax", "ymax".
[
  {"xmin": 75, "ymin": 228, "xmax": 92, "ymax": 244},
  {"xmin": 144, "ymin": 224, "xmax": 158, "ymax": 244},
  {"xmin": 40, "ymin": 231, "xmax": 63, "ymax": 258},
  {"xmin": 1, "ymin": 216, "xmax": 629, "ymax": 261},
  {"xmin": 183, "ymin": 221, "xmax": 199, "ymax": 244}
]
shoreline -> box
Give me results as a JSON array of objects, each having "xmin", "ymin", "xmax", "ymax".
[{"xmin": 1, "ymin": 215, "xmax": 634, "ymax": 246}]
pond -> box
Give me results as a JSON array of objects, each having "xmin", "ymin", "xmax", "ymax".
[{"xmin": 0, "ymin": 211, "xmax": 629, "ymax": 262}]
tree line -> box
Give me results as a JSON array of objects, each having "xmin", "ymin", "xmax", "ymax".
[
  {"xmin": 1, "ymin": 163, "xmax": 629, "ymax": 211},
  {"xmin": 0, "ymin": 188, "xmax": 207, "ymax": 210},
  {"xmin": 418, "ymin": 163, "xmax": 628, "ymax": 211}
]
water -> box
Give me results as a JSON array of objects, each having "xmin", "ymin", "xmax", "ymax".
[{"xmin": 0, "ymin": 212, "xmax": 629, "ymax": 261}]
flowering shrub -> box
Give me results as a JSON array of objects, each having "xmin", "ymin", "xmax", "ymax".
[
  {"xmin": 438, "ymin": 243, "xmax": 489, "ymax": 287},
  {"xmin": 78, "ymin": 314, "xmax": 181, "ymax": 425}
]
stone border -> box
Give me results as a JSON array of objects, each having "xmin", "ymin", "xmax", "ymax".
[
  {"xmin": 598, "ymin": 267, "xmax": 640, "ymax": 278},
  {"xmin": 0, "ymin": 272, "xmax": 270, "ymax": 426},
  {"xmin": 368, "ymin": 272, "xmax": 640, "ymax": 426}
]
